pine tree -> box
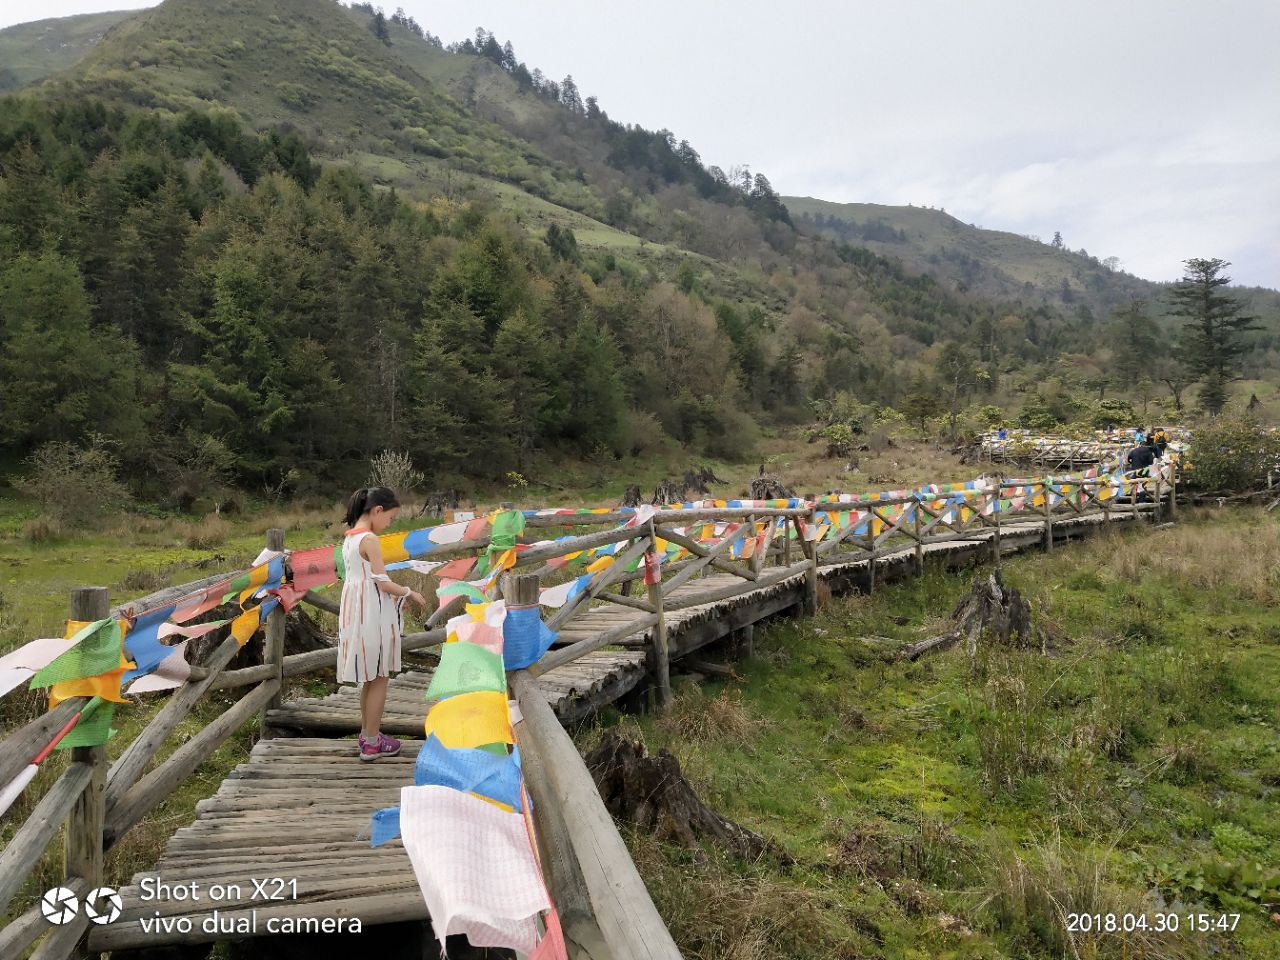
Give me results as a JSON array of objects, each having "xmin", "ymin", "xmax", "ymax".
[
  {"xmin": 1170, "ymin": 258, "xmax": 1258, "ymax": 415},
  {"xmin": 0, "ymin": 252, "xmax": 142, "ymax": 447},
  {"xmin": 1109, "ymin": 298, "xmax": 1158, "ymax": 384}
]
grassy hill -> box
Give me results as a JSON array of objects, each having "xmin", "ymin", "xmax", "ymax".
[
  {"xmin": 783, "ymin": 195, "xmax": 1158, "ymax": 316},
  {"xmin": 0, "ymin": 9, "xmax": 137, "ymax": 93}
]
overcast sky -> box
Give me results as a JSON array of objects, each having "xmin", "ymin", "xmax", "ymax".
[{"xmin": 6, "ymin": 0, "xmax": 1279, "ymax": 289}]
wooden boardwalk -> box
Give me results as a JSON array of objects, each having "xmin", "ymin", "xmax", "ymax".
[{"xmin": 84, "ymin": 509, "xmax": 1143, "ymax": 951}]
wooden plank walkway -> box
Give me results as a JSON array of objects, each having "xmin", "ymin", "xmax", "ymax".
[
  {"xmin": 87, "ymin": 508, "xmax": 1141, "ymax": 951},
  {"xmin": 90, "ymin": 737, "xmax": 429, "ymax": 950}
]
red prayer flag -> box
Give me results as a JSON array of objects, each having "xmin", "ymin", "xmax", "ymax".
[
  {"xmin": 529, "ymin": 910, "xmax": 568, "ymax": 960},
  {"xmin": 292, "ymin": 546, "xmax": 338, "ymax": 592}
]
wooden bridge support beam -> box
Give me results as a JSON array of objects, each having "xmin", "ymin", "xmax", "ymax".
[
  {"xmin": 65, "ymin": 587, "xmax": 108, "ymax": 898},
  {"xmin": 646, "ymin": 521, "xmax": 671, "ymax": 711},
  {"xmin": 1042, "ymin": 483, "xmax": 1054, "ymax": 553}
]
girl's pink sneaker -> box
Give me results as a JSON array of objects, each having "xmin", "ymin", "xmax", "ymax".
[{"xmin": 359, "ymin": 732, "xmax": 401, "ymax": 761}]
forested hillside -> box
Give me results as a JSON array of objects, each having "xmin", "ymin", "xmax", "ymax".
[
  {"xmin": 0, "ymin": 10, "xmax": 135, "ymax": 93},
  {"xmin": 1, "ymin": 0, "xmax": 1278, "ymax": 505}
]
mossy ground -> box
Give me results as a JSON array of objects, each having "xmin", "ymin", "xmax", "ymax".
[{"xmin": 584, "ymin": 508, "xmax": 1280, "ymax": 959}]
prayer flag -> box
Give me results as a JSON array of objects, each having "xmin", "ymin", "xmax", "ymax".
[
  {"xmin": 29, "ymin": 619, "xmax": 123, "ymax": 688},
  {"xmin": 400, "ymin": 785, "xmax": 550, "ymax": 954},
  {"xmin": 503, "ymin": 606, "xmax": 556, "ymax": 671},
  {"xmin": 427, "ymin": 642, "xmax": 507, "ymax": 700},
  {"xmin": 424, "ymin": 691, "xmax": 513, "ymax": 750},
  {"xmin": 414, "ymin": 733, "xmax": 523, "ymax": 811}
]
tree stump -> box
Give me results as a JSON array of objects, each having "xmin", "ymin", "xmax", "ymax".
[
  {"xmin": 652, "ymin": 480, "xmax": 685, "ymax": 505},
  {"xmin": 682, "ymin": 470, "xmax": 710, "ymax": 497},
  {"xmin": 283, "ymin": 606, "xmax": 334, "ymax": 655},
  {"xmin": 750, "ymin": 474, "xmax": 793, "ymax": 499},
  {"xmin": 621, "ymin": 484, "xmax": 643, "ymax": 507},
  {"xmin": 902, "ymin": 569, "xmax": 1052, "ymax": 662},
  {"xmin": 585, "ymin": 732, "xmax": 786, "ymax": 863}
]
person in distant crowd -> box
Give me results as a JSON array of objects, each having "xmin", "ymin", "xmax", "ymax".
[
  {"xmin": 339, "ymin": 486, "xmax": 429, "ymax": 761},
  {"xmin": 1152, "ymin": 426, "xmax": 1169, "ymax": 457},
  {"xmin": 1126, "ymin": 439, "xmax": 1156, "ymax": 476}
]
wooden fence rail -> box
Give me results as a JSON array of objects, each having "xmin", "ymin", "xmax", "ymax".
[{"xmin": 1, "ymin": 463, "xmax": 1176, "ymax": 957}]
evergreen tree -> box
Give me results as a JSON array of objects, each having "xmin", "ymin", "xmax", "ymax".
[
  {"xmin": 1170, "ymin": 258, "xmax": 1258, "ymax": 415},
  {"xmin": 0, "ymin": 252, "xmax": 142, "ymax": 447},
  {"xmin": 370, "ymin": 10, "xmax": 391, "ymax": 45},
  {"xmin": 560, "ymin": 76, "xmax": 583, "ymax": 113},
  {"xmin": 1109, "ymin": 298, "xmax": 1158, "ymax": 384}
]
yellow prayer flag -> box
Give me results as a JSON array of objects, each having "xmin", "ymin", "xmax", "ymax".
[
  {"xmin": 230, "ymin": 607, "xmax": 261, "ymax": 647},
  {"xmin": 380, "ymin": 531, "xmax": 410, "ymax": 564},
  {"xmin": 425, "ymin": 691, "xmax": 513, "ymax": 749},
  {"xmin": 585, "ymin": 555, "xmax": 615, "ymax": 573}
]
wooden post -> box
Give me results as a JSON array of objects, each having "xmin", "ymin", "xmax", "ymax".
[
  {"xmin": 799, "ymin": 515, "xmax": 818, "ymax": 614},
  {"xmin": 734, "ymin": 624, "xmax": 754, "ymax": 660},
  {"xmin": 1132, "ymin": 474, "xmax": 1141, "ymax": 525},
  {"xmin": 991, "ymin": 489, "xmax": 1003, "ymax": 566},
  {"xmin": 783, "ymin": 517, "xmax": 792, "ymax": 569},
  {"xmin": 1041, "ymin": 482, "xmax": 1054, "ymax": 552},
  {"xmin": 912, "ymin": 500, "xmax": 924, "ymax": 577},
  {"xmin": 645, "ymin": 521, "xmax": 671, "ymax": 711},
  {"xmin": 1153, "ymin": 470, "xmax": 1164, "ymax": 524},
  {"xmin": 1169, "ymin": 461, "xmax": 1178, "ymax": 521},
  {"xmin": 260, "ymin": 528, "xmax": 286, "ymax": 740},
  {"xmin": 865, "ymin": 522, "xmax": 876, "ymax": 594},
  {"xmin": 65, "ymin": 587, "xmax": 108, "ymax": 894}
]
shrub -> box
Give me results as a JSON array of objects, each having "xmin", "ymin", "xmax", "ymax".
[
  {"xmin": 23, "ymin": 517, "xmax": 64, "ymax": 542},
  {"xmin": 182, "ymin": 516, "xmax": 232, "ymax": 550},
  {"xmin": 1186, "ymin": 417, "xmax": 1280, "ymax": 491},
  {"xmin": 367, "ymin": 450, "xmax": 424, "ymax": 495},
  {"xmin": 13, "ymin": 437, "xmax": 132, "ymax": 529}
]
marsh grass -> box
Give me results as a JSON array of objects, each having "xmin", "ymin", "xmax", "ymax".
[{"xmin": 597, "ymin": 507, "xmax": 1280, "ymax": 957}]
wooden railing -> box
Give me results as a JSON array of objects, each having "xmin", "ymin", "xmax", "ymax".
[{"xmin": 0, "ymin": 464, "xmax": 1176, "ymax": 958}]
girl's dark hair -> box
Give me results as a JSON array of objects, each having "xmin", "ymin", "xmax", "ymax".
[{"xmin": 345, "ymin": 486, "xmax": 400, "ymax": 527}]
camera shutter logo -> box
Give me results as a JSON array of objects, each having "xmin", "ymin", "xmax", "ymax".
[
  {"xmin": 40, "ymin": 887, "xmax": 79, "ymax": 925},
  {"xmin": 84, "ymin": 886, "xmax": 123, "ymax": 925}
]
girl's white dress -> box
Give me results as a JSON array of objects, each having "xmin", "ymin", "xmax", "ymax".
[{"xmin": 337, "ymin": 530, "xmax": 404, "ymax": 684}]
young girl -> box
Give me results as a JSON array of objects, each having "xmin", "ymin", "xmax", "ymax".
[{"xmin": 339, "ymin": 486, "xmax": 428, "ymax": 760}]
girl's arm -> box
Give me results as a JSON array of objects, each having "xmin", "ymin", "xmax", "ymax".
[{"xmin": 361, "ymin": 535, "xmax": 428, "ymax": 609}]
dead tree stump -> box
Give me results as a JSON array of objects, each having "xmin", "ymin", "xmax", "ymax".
[
  {"xmin": 283, "ymin": 606, "xmax": 334, "ymax": 655},
  {"xmin": 585, "ymin": 732, "xmax": 786, "ymax": 863},
  {"xmin": 903, "ymin": 569, "xmax": 1050, "ymax": 662},
  {"xmin": 682, "ymin": 470, "xmax": 711, "ymax": 497},
  {"xmin": 621, "ymin": 484, "xmax": 643, "ymax": 507},
  {"xmin": 652, "ymin": 479, "xmax": 685, "ymax": 505},
  {"xmin": 750, "ymin": 474, "xmax": 793, "ymax": 500}
]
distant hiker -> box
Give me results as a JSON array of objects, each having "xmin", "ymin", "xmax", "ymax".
[
  {"xmin": 339, "ymin": 486, "xmax": 428, "ymax": 761},
  {"xmin": 1152, "ymin": 427, "xmax": 1169, "ymax": 457},
  {"xmin": 1126, "ymin": 441, "xmax": 1156, "ymax": 476}
]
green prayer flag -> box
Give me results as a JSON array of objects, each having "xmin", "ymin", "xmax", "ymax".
[
  {"xmin": 29, "ymin": 619, "xmax": 122, "ymax": 688},
  {"xmin": 477, "ymin": 742, "xmax": 509, "ymax": 757},
  {"xmin": 56, "ymin": 698, "xmax": 116, "ymax": 749},
  {"xmin": 488, "ymin": 509, "xmax": 525, "ymax": 550},
  {"xmin": 426, "ymin": 642, "xmax": 506, "ymax": 699}
]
